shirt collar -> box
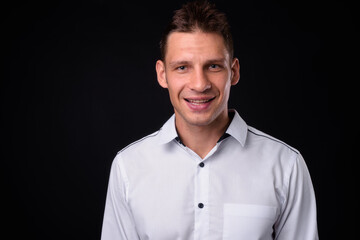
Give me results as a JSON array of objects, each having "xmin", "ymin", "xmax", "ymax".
[
  {"xmin": 157, "ymin": 114, "xmax": 178, "ymax": 145},
  {"xmin": 225, "ymin": 109, "xmax": 248, "ymax": 147},
  {"xmin": 157, "ymin": 109, "xmax": 248, "ymax": 147}
]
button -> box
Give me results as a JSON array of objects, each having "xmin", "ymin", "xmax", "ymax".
[
  {"xmin": 199, "ymin": 162, "xmax": 205, "ymax": 168},
  {"xmin": 198, "ymin": 203, "xmax": 204, "ymax": 208}
]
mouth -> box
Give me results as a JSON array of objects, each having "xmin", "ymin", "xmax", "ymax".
[
  {"xmin": 184, "ymin": 96, "xmax": 216, "ymax": 111},
  {"xmin": 184, "ymin": 97, "xmax": 216, "ymax": 105}
]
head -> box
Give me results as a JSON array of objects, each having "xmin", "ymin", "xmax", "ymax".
[
  {"xmin": 156, "ymin": 0, "xmax": 240, "ymax": 128},
  {"xmin": 160, "ymin": 0, "xmax": 234, "ymax": 62}
]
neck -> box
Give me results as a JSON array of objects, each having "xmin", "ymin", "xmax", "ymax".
[{"xmin": 175, "ymin": 111, "xmax": 230, "ymax": 159}]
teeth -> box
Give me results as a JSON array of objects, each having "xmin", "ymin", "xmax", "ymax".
[
  {"xmin": 186, "ymin": 98, "xmax": 213, "ymax": 105},
  {"xmin": 188, "ymin": 99, "xmax": 210, "ymax": 103}
]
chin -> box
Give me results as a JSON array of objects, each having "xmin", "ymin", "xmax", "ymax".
[{"xmin": 184, "ymin": 112, "xmax": 217, "ymax": 126}]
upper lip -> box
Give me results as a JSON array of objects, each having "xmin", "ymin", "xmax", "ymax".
[{"xmin": 184, "ymin": 96, "xmax": 216, "ymax": 102}]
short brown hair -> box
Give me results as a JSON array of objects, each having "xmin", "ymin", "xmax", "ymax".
[{"xmin": 160, "ymin": 0, "xmax": 234, "ymax": 61}]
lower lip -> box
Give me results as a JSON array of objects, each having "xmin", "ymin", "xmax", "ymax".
[{"xmin": 185, "ymin": 99, "xmax": 214, "ymax": 111}]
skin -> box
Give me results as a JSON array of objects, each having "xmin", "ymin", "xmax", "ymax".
[{"xmin": 156, "ymin": 31, "xmax": 240, "ymax": 158}]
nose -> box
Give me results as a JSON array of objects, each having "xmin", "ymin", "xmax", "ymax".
[{"xmin": 189, "ymin": 68, "xmax": 211, "ymax": 92}]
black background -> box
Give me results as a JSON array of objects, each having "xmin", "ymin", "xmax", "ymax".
[{"xmin": 1, "ymin": 0, "xmax": 357, "ymax": 239}]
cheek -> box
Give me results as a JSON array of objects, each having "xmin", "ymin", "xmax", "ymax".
[
  {"xmin": 166, "ymin": 81, "xmax": 183, "ymax": 104},
  {"xmin": 214, "ymin": 75, "xmax": 231, "ymax": 94},
  {"xmin": 166, "ymin": 74, "xmax": 187, "ymax": 94}
]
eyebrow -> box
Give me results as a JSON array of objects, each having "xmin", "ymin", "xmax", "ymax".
[
  {"xmin": 205, "ymin": 58, "xmax": 227, "ymax": 65},
  {"xmin": 168, "ymin": 58, "xmax": 227, "ymax": 67},
  {"xmin": 168, "ymin": 60, "xmax": 191, "ymax": 68}
]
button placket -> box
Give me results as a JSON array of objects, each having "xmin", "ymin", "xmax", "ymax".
[
  {"xmin": 194, "ymin": 156, "xmax": 210, "ymax": 240},
  {"xmin": 180, "ymin": 142, "xmax": 219, "ymax": 239}
]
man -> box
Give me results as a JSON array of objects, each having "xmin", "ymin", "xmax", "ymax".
[{"xmin": 101, "ymin": 1, "xmax": 318, "ymax": 239}]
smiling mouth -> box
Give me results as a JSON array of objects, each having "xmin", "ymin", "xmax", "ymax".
[{"xmin": 185, "ymin": 97, "xmax": 216, "ymax": 105}]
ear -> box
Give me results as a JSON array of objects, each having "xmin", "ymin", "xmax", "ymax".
[
  {"xmin": 230, "ymin": 58, "xmax": 240, "ymax": 86},
  {"xmin": 156, "ymin": 60, "xmax": 168, "ymax": 89}
]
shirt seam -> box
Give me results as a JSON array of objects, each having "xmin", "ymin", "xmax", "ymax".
[
  {"xmin": 118, "ymin": 131, "xmax": 160, "ymax": 154},
  {"xmin": 277, "ymin": 151, "xmax": 298, "ymax": 230},
  {"xmin": 247, "ymin": 128, "xmax": 299, "ymax": 155},
  {"xmin": 116, "ymin": 155, "xmax": 130, "ymax": 202}
]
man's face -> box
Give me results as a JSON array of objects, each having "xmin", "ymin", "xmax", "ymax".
[{"xmin": 156, "ymin": 31, "xmax": 239, "ymax": 128}]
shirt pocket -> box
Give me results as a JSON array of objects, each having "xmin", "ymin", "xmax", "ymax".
[{"xmin": 222, "ymin": 203, "xmax": 277, "ymax": 240}]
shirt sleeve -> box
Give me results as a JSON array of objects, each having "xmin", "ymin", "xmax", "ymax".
[
  {"xmin": 101, "ymin": 155, "xmax": 140, "ymax": 240},
  {"xmin": 275, "ymin": 153, "xmax": 319, "ymax": 240}
]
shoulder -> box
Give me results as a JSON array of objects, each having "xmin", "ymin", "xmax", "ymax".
[
  {"xmin": 246, "ymin": 126, "xmax": 300, "ymax": 159},
  {"xmin": 245, "ymin": 126, "xmax": 306, "ymax": 191},
  {"xmin": 117, "ymin": 130, "xmax": 160, "ymax": 156}
]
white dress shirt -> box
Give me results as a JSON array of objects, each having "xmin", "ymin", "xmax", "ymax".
[{"xmin": 101, "ymin": 110, "xmax": 318, "ymax": 240}]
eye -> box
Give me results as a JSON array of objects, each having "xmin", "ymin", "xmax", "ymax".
[
  {"xmin": 176, "ymin": 65, "xmax": 188, "ymax": 72},
  {"xmin": 209, "ymin": 64, "xmax": 222, "ymax": 71}
]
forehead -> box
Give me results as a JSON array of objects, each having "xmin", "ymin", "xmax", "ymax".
[{"xmin": 165, "ymin": 31, "xmax": 229, "ymax": 62}]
